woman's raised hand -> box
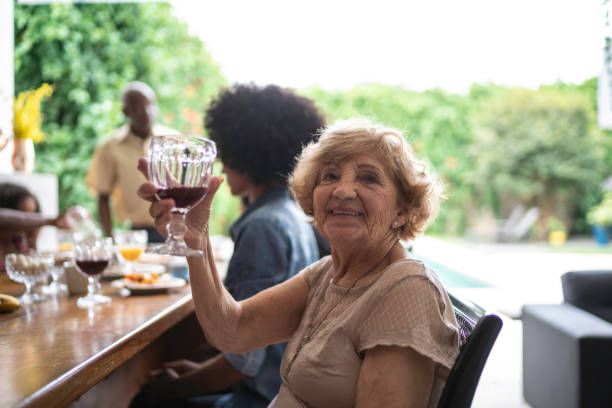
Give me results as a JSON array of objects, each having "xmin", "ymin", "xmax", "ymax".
[{"xmin": 137, "ymin": 158, "xmax": 223, "ymax": 251}]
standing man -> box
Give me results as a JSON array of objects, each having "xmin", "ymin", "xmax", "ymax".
[{"xmin": 86, "ymin": 82, "xmax": 177, "ymax": 242}]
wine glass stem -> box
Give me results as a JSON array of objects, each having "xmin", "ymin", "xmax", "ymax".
[
  {"xmin": 24, "ymin": 281, "xmax": 34, "ymax": 297},
  {"xmin": 167, "ymin": 211, "xmax": 187, "ymax": 243},
  {"xmin": 51, "ymin": 268, "xmax": 62, "ymax": 286},
  {"xmin": 88, "ymin": 277, "xmax": 97, "ymax": 297}
]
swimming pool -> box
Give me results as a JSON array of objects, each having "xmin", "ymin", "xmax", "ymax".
[{"xmin": 416, "ymin": 256, "xmax": 491, "ymax": 288}]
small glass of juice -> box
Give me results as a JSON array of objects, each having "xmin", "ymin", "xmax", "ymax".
[
  {"xmin": 57, "ymin": 230, "xmax": 74, "ymax": 253},
  {"xmin": 114, "ymin": 230, "xmax": 148, "ymax": 274}
]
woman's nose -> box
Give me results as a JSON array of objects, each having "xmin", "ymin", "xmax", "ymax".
[{"xmin": 332, "ymin": 180, "xmax": 357, "ymax": 200}]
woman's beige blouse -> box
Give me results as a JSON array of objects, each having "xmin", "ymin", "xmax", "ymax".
[{"xmin": 269, "ymin": 256, "xmax": 460, "ymax": 408}]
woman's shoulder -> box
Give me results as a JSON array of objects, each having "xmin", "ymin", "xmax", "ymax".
[
  {"xmin": 382, "ymin": 257, "xmax": 429, "ymax": 282},
  {"xmin": 355, "ymin": 257, "xmax": 460, "ymax": 371},
  {"xmin": 299, "ymin": 256, "xmax": 333, "ymax": 288},
  {"xmin": 375, "ymin": 257, "xmax": 449, "ymax": 302}
]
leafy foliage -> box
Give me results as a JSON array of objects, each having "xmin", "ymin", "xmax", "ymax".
[
  {"xmin": 14, "ymin": 1, "xmax": 610, "ymax": 239},
  {"xmin": 14, "ymin": 1, "xmax": 229, "ymax": 233},
  {"xmin": 588, "ymin": 192, "xmax": 612, "ymax": 226},
  {"xmin": 469, "ymin": 87, "xmax": 606, "ymax": 236}
]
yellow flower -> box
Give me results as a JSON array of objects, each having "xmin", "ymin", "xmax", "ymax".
[{"xmin": 13, "ymin": 83, "xmax": 53, "ymax": 143}]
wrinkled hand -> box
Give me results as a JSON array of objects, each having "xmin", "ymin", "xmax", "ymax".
[
  {"xmin": 137, "ymin": 158, "xmax": 223, "ymax": 250},
  {"xmin": 146, "ymin": 359, "xmax": 200, "ymax": 398}
]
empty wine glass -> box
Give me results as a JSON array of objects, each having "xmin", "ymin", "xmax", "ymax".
[
  {"xmin": 40, "ymin": 230, "xmax": 74, "ymax": 297},
  {"xmin": 74, "ymin": 237, "xmax": 113, "ymax": 308},
  {"xmin": 5, "ymin": 253, "xmax": 54, "ymax": 304},
  {"xmin": 42, "ymin": 253, "xmax": 70, "ymax": 297},
  {"xmin": 146, "ymin": 135, "xmax": 216, "ymax": 256}
]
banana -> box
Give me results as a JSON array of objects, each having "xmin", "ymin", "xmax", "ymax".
[{"xmin": 0, "ymin": 294, "xmax": 20, "ymax": 313}]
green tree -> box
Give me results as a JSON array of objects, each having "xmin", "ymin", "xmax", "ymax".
[
  {"xmin": 469, "ymin": 87, "xmax": 606, "ymax": 237},
  {"xmin": 14, "ymin": 1, "xmax": 232, "ymax": 234}
]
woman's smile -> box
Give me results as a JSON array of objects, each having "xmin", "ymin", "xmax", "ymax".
[{"xmin": 328, "ymin": 207, "xmax": 364, "ymax": 217}]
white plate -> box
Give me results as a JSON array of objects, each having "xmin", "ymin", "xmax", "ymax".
[
  {"xmin": 102, "ymin": 264, "xmax": 127, "ymax": 279},
  {"xmin": 111, "ymin": 275, "xmax": 187, "ymax": 294},
  {"xmin": 103, "ymin": 262, "xmax": 166, "ymax": 280},
  {"xmin": 132, "ymin": 263, "xmax": 166, "ymax": 274}
]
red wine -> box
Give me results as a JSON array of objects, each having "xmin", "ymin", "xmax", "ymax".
[
  {"xmin": 76, "ymin": 259, "xmax": 109, "ymax": 276},
  {"xmin": 157, "ymin": 186, "xmax": 207, "ymax": 208}
]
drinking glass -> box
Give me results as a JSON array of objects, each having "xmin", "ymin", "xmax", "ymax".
[
  {"xmin": 57, "ymin": 230, "xmax": 75, "ymax": 253},
  {"xmin": 74, "ymin": 237, "xmax": 113, "ymax": 308},
  {"xmin": 42, "ymin": 255, "xmax": 69, "ymax": 297},
  {"xmin": 40, "ymin": 230, "xmax": 73, "ymax": 296},
  {"xmin": 5, "ymin": 253, "xmax": 53, "ymax": 304},
  {"xmin": 114, "ymin": 230, "xmax": 148, "ymax": 274},
  {"xmin": 147, "ymin": 135, "xmax": 216, "ymax": 256}
]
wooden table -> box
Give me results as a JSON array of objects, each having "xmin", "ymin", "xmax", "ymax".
[{"xmin": 0, "ymin": 273, "xmax": 205, "ymax": 408}]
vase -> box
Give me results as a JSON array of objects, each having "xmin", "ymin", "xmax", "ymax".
[{"xmin": 12, "ymin": 138, "xmax": 35, "ymax": 172}]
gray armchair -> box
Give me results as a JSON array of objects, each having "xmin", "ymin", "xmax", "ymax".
[{"xmin": 522, "ymin": 270, "xmax": 612, "ymax": 408}]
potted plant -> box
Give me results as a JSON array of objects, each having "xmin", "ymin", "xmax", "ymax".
[
  {"xmin": 546, "ymin": 216, "xmax": 567, "ymax": 247},
  {"xmin": 587, "ymin": 192, "xmax": 612, "ymax": 245}
]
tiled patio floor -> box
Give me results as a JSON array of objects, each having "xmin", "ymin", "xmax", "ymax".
[{"xmin": 412, "ymin": 236, "xmax": 612, "ymax": 408}]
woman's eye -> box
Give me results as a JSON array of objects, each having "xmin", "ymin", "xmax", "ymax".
[
  {"xmin": 361, "ymin": 174, "xmax": 380, "ymax": 184},
  {"xmin": 321, "ymin": 172, "xmax": 337, "ymax": 182}
]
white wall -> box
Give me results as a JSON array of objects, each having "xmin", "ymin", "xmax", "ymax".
[{"xmin": 0, "ymin": 0, "xmax": 14, "ymax": 173}]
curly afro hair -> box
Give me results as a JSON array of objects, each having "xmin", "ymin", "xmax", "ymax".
[{"xmin": 205, "ymin": 83, "xmax": 325, "ymax": 186}]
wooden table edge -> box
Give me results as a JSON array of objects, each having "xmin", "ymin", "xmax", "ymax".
[{"xmin": 17, "ymin": 293, "xmax": 194, "ymax": 408}]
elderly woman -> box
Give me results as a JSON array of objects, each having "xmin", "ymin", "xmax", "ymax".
[{"xmin": 139, "ymin": 118, "xmax": 460, "ymax": 407}]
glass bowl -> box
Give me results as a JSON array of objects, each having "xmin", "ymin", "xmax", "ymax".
[{"xmin": 5, "ymin": 253, "xmax": 54, "ymax": 304}]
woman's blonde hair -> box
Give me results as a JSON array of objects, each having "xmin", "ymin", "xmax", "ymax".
[{"xmin": 289, "ymin": 118, "xmax": 444, "ymax": 240}]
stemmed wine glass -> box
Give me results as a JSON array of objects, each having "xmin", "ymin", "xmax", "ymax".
[
  {"xmin": 146, "ymin": 135, "xmax": 216, "ymax": 256},
  {"xmin": 74, "ymin": 237, "xmax": 113, "ymax": 308},
  {"xmin": 41, "ymin": 230, "xmax": 73, "ymax": 297}
]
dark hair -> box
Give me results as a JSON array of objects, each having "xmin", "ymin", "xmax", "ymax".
[
  {"xmin": 205, "ymin": 83, "xmax": 325, "ymax": 186},
  {"xmin": 0, "ymin": 183, "xmax": 41, "ymax": 213}
]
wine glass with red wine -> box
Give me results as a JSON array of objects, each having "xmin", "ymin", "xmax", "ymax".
[
  {"xmin": 74, "ymin": 237, "xmax": 113, "ymax": 308},
  {"xmin": 147, "ymin": 135, "xmax": 217, "ymax": 256}
]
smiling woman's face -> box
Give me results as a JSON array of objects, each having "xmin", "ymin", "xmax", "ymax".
[{"xmin": 312, "ymin": 154, "xmax": 403, "ymax": 248}]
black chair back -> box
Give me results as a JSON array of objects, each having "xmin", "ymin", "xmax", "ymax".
[{"xmin": 437, "ymin": 293, "xmax": 503, "ymax": 408}]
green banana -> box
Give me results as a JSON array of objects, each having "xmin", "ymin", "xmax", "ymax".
[{"xmin": 0, "ymin": 294, "xmax": 20, "ymax": 313}]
